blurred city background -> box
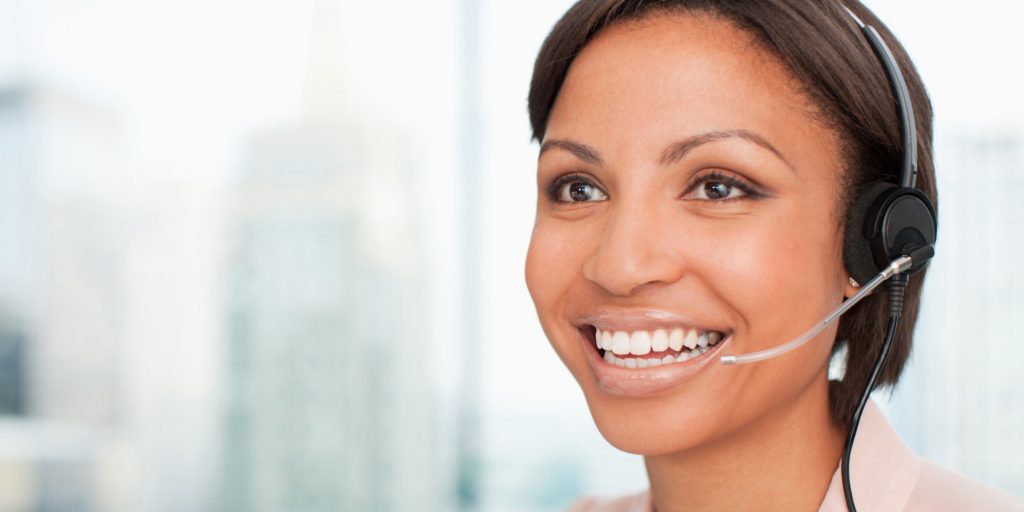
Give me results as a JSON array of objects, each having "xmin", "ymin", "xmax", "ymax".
[{"xmin": 0, "ymin": 0, "xmax": 1020, "ymax": 510}]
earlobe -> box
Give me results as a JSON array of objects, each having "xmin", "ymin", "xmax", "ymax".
[{"xmin": 844, "ymin": 276, "xmax": 860, "ymax": 299}]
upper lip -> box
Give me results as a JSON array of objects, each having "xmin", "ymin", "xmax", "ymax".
[{"xmin": 574, "ymin": 308, "xmax": 731, "ymax": 334}]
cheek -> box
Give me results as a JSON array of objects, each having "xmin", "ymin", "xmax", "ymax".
[
  {"xmin": 682, "ymin": 210, "xmax": 845, "ymax": 331},
  {"xmin": 701, "ymin": 229, "xmax": 788, "ymax": 292},
  {"xmin": 525, "ymin": 218, "xmax": 586, "ymax": 321},
  {"xmin": 525, "ymin": 217, "xmax": 597, "ymax": 376}
]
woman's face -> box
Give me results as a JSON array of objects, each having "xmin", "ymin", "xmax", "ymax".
[{"xmin": 525, "ymin": 13, "xmax": 856, "ymax": 455}]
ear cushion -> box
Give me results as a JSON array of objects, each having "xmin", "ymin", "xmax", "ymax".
[{"xmin": 843, "ymin": 181, "xmax": 896, "ymax": 285}]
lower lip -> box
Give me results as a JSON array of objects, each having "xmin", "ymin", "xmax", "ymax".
[{"xmin": 579, "ymin": 329, "xmax": 731, "ymax": 397}]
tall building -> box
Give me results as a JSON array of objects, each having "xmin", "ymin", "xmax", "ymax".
[
  {"xmin": 887, "ymin": 130, "xmax": 1024, "ymax": 497},
  {"xmin": 220, "ymin": 1, "xmax": 439, "ymax": 510},
  {"xmin": 0, "ymin": 86, "xmax": 34, "ymax": 420},
  {"xmin": 0, "ymin": 80, "xmax": 225, "ymax": 512},
  {"xmin": 0, "ymin": 82, "xmax": 127, "ymax": 511}
]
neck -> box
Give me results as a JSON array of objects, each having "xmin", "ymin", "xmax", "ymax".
[{"xmin": 645, "ymin": 373, "xmax": 844, "ymax": 512}]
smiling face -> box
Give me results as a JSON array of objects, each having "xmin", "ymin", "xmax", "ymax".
[{"xmin": 525, "ymin": 12, "xmax": 858, "ymax": 455}]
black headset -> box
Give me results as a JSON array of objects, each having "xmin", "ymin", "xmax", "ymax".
[
  {"xmin": 838, "ymin": 5, "xmax": 937, "ymax": 511},
  {"xmin": 841, "ymin": 5, "xmax": 937, "ymax": 286}
]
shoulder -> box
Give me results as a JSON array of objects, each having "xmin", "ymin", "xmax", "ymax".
[
  {"xmin": 905, "ymin": 459, "xmax": 1024, "ymax": 511},
  {"xmin": 567, "ymin": 490, "xmax": 650, "ymax": 512},
  {"xmin": 826, "ymin": 401, "xmax": 1024, "ymax": 511}
]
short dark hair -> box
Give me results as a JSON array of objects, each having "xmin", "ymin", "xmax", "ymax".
[{"xmin": 527, "ymin": 0, "xmax": 936, "ymax": 427}]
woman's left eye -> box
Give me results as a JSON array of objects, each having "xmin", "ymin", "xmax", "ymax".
[
  {"xmin": 685, "ymin": 172, "xmax": 758, "ymax": 201},
  {"xmin": 692, "ymin": 181, "xmax": 746, "ymax": 200},
  {"xmin": 549, "ymin": 176, "xmax": 608, "ymax": 203}
]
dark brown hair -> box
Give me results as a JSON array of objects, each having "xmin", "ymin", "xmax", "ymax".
[{"xmin": 527, "ymin": 0, "xmax": 936, "ymax": 427}]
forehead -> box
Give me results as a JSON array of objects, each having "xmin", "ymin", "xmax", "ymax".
[{"xmin": 546, "ymin": 12, "xmax": 836, "ymax": 167}]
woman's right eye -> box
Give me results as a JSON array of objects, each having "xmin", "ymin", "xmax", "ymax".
[{"xmin": 549, "ymin": 175, "xmax": 608, "ymax": 203}]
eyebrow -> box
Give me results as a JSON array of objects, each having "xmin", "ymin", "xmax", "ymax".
[
  {"xmin": 539, "ymin": 139, "xmax": 604, "ymax": 166},
  {"xmin": 539, "ymin": 129, "xmax": 794, "ymax": 173},
  {"xmin": 661, "ymin": 130, "xmax": 793, "ymax": 170}
]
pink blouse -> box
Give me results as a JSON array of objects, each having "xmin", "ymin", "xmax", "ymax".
[{"xmin": 569, "ymin": 401, "xmax": 1024, "ymax": 511}]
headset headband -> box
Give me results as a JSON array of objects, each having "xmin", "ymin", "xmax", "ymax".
[{"xmin": 843, "ymin": 6, "xmax": 918, "ymax": 188}]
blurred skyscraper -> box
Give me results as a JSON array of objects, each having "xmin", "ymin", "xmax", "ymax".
[
  {"xmin": 0, "ymin": 82, "xmax": 127, "ymax": 512},
  {"xmin": 888, "ymin": 130, "xmax": 1024, "ymax": 497},
  {"xmin": 0, "ymin": 78, "xmax": 226, "ymax": 512},
  {"xmin": 220, "ymin": 1, "xmax": 440, "ymax": 510},
  {"xmin": 0, "ymin": 86, "xmax": 34, "ymax": 421}
]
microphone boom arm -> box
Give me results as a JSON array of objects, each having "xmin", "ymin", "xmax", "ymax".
[{"xmin": 719, "ymin": 254, "xmax": 915, "ymax": 365}]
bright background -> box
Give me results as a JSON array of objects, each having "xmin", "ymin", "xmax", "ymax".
[{"xmin": 0, "ymin": 0, "xmax": 1020, "ymax": 510}]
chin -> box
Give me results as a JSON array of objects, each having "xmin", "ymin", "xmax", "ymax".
[
  {"xmin": 578, "ymin": 376, "xmax": 741, "ymax": 457},
  {"xmin": 590, "ymin": 408, "xmax": 728, "ymax": 457}
]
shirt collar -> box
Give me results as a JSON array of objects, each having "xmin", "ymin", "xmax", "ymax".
[{"xmin": 817, "ymin": 399, "xmax": 922, "ymax": 511}]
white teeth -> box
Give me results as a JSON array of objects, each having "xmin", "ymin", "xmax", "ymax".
[
  {"xmin": 596, "ymin": 326, "xmax": 727, "ymax": 369},
  {"xmin": 668, "ymin": 328, "xmax": 684, "ymax": 351},
  {"xmin": 630, "ymin": 331, "xmax": 652, "ymax": 356},
  {"xmin": 683, "ymin": 329, "xmax": 698, "ymax": 349},
  {"xmin": 651, "ymin": 329, "xmax": 669, "ymax": 352},
  {"xmin": 612, "ymin": 331, "xmax": 631, "ymax": 355}
]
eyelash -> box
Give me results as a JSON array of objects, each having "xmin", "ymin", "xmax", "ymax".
[{"xmin": 687, "ymin": 171, "xmax": 764, "ymax": 201}]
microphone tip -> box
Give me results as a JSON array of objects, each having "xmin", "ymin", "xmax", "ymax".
[{"xmin": 720, "ymin": 355, "xmax": 737, "ymax": 365}]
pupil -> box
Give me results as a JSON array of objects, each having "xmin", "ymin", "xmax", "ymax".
[
  {"xmin": 705, "ymin": 182, "xmax": 730, "ymax": 199},
  {"xmin": 570, "ymin": 183, "xmax": 590, "ymax": 201}
]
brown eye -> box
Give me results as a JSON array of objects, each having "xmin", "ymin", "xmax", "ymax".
[
  {"xmin": 552, "ymin": 178, "xmax": 608, "ymax": 203},
  {"xmin": 685, "ymin": 172, "xmax": 757, "ymax": 201},
  {"xmin": 701, "ymin": 181, "xmax": 738, "ymax": 200}
]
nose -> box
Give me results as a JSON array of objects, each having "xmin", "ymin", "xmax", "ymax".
[{"xmin": 581, "ymin": 202, "xmax": 686, "ymax": 296}]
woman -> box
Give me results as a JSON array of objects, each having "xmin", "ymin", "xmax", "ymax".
[{"xmin": 524, "ymin": 1, "xmax": 1024, "ymax": 510}]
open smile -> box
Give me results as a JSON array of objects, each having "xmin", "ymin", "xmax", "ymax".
[
  {"xmin": 589, "ymin": 326, "xmax": 726, "ymax": 368},
  {"xmin": 575, "ymin": 320, "xmax": 733, "ymax": 397}
]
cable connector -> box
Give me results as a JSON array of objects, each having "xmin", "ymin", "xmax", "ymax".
[{"xmin": 887, "ymin": 272, "xmax": 909, "ymax": 319}]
